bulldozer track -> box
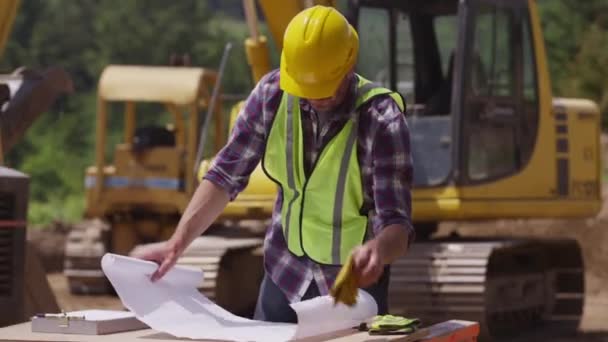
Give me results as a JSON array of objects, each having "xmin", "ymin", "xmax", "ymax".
[
  {"xmin": 176, "ymin": 253, "xmax": 222, "ymax": 301},
  {"xmin": 63, "ymin": 219, "xmax": 111, "ymax": 294},
  {"xmin": 388, "ymin": 239, "xmax": 584, "ymax": 341}
]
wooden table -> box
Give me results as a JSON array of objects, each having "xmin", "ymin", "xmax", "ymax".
[{"xmin": 0, "ymin": 320, "xmax": 479, "ymax": 342}]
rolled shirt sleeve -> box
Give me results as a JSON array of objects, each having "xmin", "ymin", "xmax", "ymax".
[
  {"xmin": 369, "ymin": 98, "xmax": 416, "ymax": 244},
  {"xmin": 203, "ymin": 71, "xmax": 279, "ymax": 200}
]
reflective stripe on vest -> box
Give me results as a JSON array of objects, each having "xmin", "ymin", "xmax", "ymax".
[
  {"xmin": 283, "ymin": 95, "xmax": 299, "ymax": 246},
  {"xmin": 262, "ymin": 74, "xmax": 405, "ymax": 265}
]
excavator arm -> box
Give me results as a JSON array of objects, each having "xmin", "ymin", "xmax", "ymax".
[
  {"xmin": 224, "ymin": 0, "xmax": 337, "ymax": 130},
  {"xmin": 242, "ymin": 0, "xmax": 336, "ymax": 84},
  {"xmin": 256, "ymin": 0, "xmax": 336, "ymax": 52},
  {"xmin": 0, "ymin": 0, "xmax": 19, "ymax": 58}
]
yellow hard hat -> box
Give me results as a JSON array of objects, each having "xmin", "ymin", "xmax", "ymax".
[{"xmin": 280, "ymin": 6, "xmax": 359, "ymax": 99}]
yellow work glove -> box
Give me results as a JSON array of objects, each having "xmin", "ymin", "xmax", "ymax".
[{"xmin": 330, "ymin": 254, "xmax": 358, "ymax": 307}]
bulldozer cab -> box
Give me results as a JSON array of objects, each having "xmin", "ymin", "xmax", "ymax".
[
  {"xmin": 349, "ymin": 0, "xmax": 601, "ymax": 220},
  {"xmin": 84, "ymin": 65, "xmax": 225, "ymax": 218}
]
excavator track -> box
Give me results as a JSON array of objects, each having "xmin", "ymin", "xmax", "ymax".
[{"xmin": 388, "ymin": 239, "xmax": 584, "ymax": 340}]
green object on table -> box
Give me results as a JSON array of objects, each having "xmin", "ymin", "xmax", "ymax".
[{"xmin": 367, "ymin": 315, "xmax": 421, "ymax": 335}]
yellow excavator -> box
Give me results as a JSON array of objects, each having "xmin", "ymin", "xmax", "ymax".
[
  {"xmin": 200, "ymin": 0, "xmax": 602, "ymax": 339},
  {"xmin": 0, "ymin": 0, "xmax": 73, "ymax": 327}
]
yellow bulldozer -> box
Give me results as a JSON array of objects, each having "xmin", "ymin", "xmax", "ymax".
[
  {"xmin": 63, "ymin": 64, "xmax": 229, "ymax": 291},
  {"xmin": 61, "ymin": 0, "xmax": 602, "ymax": 340}
]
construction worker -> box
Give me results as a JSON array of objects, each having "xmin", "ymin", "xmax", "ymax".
[{"xmin": 132, "ymin": 5, "xmax": 414, "ymax": 323}]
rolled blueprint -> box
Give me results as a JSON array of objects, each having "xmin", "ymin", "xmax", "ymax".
[
  {"xmin": 101, "ymin": 253, "xmax": 202, "ymax": 289},
  {"xmin": 101, "ymin": 253, "xmax": 377, "ymax": 341}
]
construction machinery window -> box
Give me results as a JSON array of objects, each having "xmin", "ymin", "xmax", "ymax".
[
  {"xmin": 104, "ymin": 102, "xmax": 176, "ymax": 160},
  {"xmin": 356, "ymin": 8, "xmax": 413, "ymax": 102},
  {"xmin": 464, "ymin": 2, "xmax": 539, "ymax": 183},
  {"xmin": 355, "ymin": 7, "xmax": 458, "ymax": 110},
  {"xmin": 355, "ymin": 4, "xmax": 457, "ymax": 187}
]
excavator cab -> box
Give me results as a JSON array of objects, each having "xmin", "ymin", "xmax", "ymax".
[{"xmin": 348, "ymin": 0, "xmax": 601, "ymax": 221}]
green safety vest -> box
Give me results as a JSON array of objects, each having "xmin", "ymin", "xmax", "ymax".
[{"xmin": 262, "ymin": 74, "xmax": 405, "ymax": 265}]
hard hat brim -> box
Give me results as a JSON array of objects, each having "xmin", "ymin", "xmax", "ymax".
[{"xmin": 279, "ymin": 52, "xmax": 342, "ymax": 99}]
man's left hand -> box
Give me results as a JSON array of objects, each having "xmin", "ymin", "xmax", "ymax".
[{"xmin": 351, "ymin": 240, "xmax": 385, "ymax": 288}]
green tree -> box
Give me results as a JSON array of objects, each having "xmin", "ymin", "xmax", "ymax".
[
  {"xmin": 560, "ymin": 24, "xmax": 608, "ymax": 125},
  {"xmin": 538, "ymin": 0, "xmax": 608, "ymax": 126}
]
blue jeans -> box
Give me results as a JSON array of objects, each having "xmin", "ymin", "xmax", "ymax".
[{"xmin": 253, "ymin": 266, "xmax": 391, "ymax": 323}]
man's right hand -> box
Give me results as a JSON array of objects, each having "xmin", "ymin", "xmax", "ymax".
[
  {"xmin": 130, "ymin": 238, "xmax": 183, "ymax": 282},
  {"xmin": 128, "ymin": 179, "xmax": 232, "ymax": 282}
]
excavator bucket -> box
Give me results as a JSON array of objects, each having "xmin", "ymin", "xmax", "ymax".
[{"xmin": 0, "ymin": 67, "xmax": 73, "ymax": 160}]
